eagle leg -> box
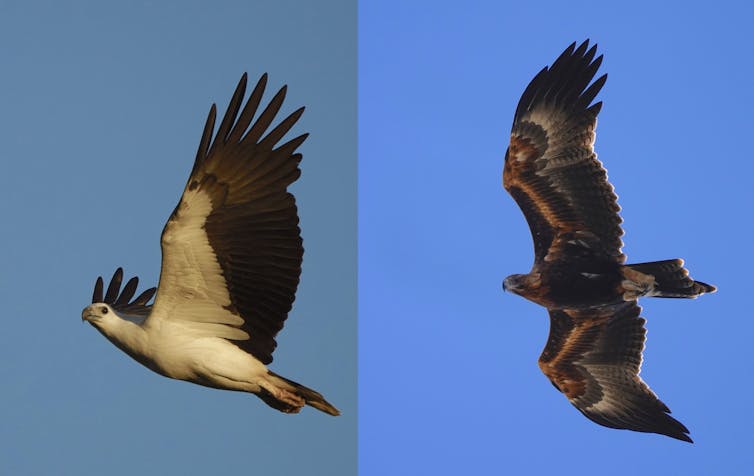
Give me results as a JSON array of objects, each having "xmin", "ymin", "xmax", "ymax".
[{"xmin": 257, "ymin": 381, "xmax": 306, "ymax": 414}]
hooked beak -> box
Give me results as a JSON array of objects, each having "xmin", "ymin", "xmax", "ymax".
[
  {"xmin": 81, "ymin": 308, "xmax": 95, "ymax": 323},
  {"xmin": 502, "ymin": 275, "xmax": 525, "ymax": 295}
]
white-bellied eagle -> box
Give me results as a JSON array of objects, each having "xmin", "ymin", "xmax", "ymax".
[{"xmin": 82, "ymin": 74, "xmax": 338, "ymax": 416}]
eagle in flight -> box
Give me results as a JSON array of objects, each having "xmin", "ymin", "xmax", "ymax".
[
  {"xmin": 81, "ymin": 74, "xmax": 339, "ymax": 416},
  {"xmin": 503, "ymin": 40, "xmax": 714, "ymax": 442}
]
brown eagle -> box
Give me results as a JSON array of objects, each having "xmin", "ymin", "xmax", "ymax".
[{"xmin": 502, "ymin": 40, "xmax": 715, "ymax": 443}]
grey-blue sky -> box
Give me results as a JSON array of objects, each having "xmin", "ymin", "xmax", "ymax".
[
  {"xmin": 0, "ymin": 1, "xmax": 355, "ymax": 475},
  {"xmin": 360, "ymin": 0, "xmax": 752, "ymax": 474}
]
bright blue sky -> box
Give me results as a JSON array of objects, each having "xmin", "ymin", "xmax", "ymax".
[
  {"xmin": 2, "ymin": 1, "xmax": 753, "ymax": 474},
  {"xmin": 0, "ymin": 1, "xmax": 355, "ymax": 475},
  {"xmin": 360, "ymin": 1, "xmax": 752, "ymax": 474}
]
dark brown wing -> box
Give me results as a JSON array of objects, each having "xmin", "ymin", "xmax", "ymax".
[
  {"xmin": 538, "ymin": 302, "xmax": 692, "ymax": 442},
  {"xmin": 150, "ymin": 73, "xmax": 307, "ymax": 364},
  {"xmin": 92, "ymin": 268, "xmax": 156, "ymax": 317},
  {"xmin": 503, "ymin": 40, "xmax": 624, "ymax": 265}
]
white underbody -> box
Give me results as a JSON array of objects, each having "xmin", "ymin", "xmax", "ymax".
[
  {"xmin": 84, "ymin": 188, "xmax": 305, "ymax": 409},
  {"xmin": 93, "ymin": 313, "xmax": 283, "ymax": 397},
  {"xmin": 142, "ymin": 321, "xmax": 267, "ymax": 392}
]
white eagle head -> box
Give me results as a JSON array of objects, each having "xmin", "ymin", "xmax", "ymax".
[
  {"xmin": 81, "ymin": 302, "xmax": 117, "ymax": 328},
  {"xmin": 82, "ymin": 268, "xmax": 156, "ymax": 332}
]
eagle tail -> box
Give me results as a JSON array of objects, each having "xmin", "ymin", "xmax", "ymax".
[
  {"xmin": 266, "ymin": 371, "xmax": 341, "ymax": 416},
  {"xmin": 626, "ymin": 259, "xmax": 716, "ymax": 298}
]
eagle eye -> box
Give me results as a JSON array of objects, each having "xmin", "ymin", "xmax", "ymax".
[{"xmin": 101, "ymin": 306, "xmax": 109, "ymax": 314}]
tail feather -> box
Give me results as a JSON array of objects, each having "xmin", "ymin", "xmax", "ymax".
[
  {"xmin": 627, "ymin": 259, "xmax": 716, "ymax": 298},
  {"xmin": 268, "ymin": 371, "xmax": 340, "ymax": 416}
]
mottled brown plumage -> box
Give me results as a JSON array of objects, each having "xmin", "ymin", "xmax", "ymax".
[{"xmin": 503, "ymin": 41, "xmax": 715, "ymax": 442}]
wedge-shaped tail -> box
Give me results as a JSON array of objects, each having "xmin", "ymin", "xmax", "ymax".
[{"xmin": 627, "ymin": 259, "xmax": 716, "ymax": 298}]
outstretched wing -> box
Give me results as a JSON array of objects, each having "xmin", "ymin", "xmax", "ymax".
[
  {"xmin": 92, "ymin": 268, "xmax": 156, "ymax": 317},
  {"xmin": 538, "ymin": 302, "xmax": 692, "ymax": 442},
  {"xmin": 147, "ymin": 73, "xmax": 307, "ymax": 365},
  {"xmin": 503, "ymin": 40, "xmax": 624, "ymax": 265}
]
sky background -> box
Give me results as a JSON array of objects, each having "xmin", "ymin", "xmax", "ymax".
[
  {"xmin": 360, "ymin": 1, "xmax": 753, "ymax": 475},
  {"xmin": 0, "ymin": 1, "xmax": 355, "ymax": 475},
  {"xmin": 2, "ymin": 1, "xmax": 753, "ymax": 475}
]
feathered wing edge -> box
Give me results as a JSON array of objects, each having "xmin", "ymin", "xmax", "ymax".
[
  {"xmin": 513, "ymin": 40, "xmax": 607, "ymax": 124},
  {"xmin": 538, "ymin": 303, "xmax": 692, "ymax": 443},
  {"xmin": 504, "ymin": 40, "xmax": 625, "ymax": 265},
  {"xmin": 92, "ymin": 268, "xmax": 156, "ymax": 317},
  {"xmin": 190, "ymin": 73, "xmax": 308, "ymax": 188},
  {"xmin": 155, "ymin": 73, "xmax": 308, "ymax": 365}
]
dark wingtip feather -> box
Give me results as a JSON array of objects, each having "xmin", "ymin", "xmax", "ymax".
[
  {"xmin": 578, "ymin": 73, "xmax": 607, "ymax": 110},
  {"xmin": 92, "ymin": 276, "xmax": 104, "ymax": 303},
  {"xmin": 514, "ymin": 40, "xmax": 605, "ymax": 124},
  {"xmin": 696, "ymin": 281, "xmax": 717, "ymax": 294},
  {"xmin": 224, "ymin": 72, "xmax": 271, "ymax": 145},
  {"xmin": 114, "ymin": 277, "xmax": 139, "ymax": 306},
  {"xmin": 659, "ymin": 411, "xmax": 693, "ymax": 443},
  {"xmin": 659, "ymin": 416, "xmax": 693, "ymax": 443},
  {"xmin": 253, "ymin": 74, "xmax": 269, "ymax": 104},
  {"xmin": 238, "ymin": 73, "xmax": 248, "ymax": 91},
  {"xmin": 104, "ymin": 268, "xmax": 123, "ymax": 303},
  {"xmin": 557, "ymin": 41, "xmax": 578, "ymax": 63},
  {"xmin": 92, "ymin": 269, "xmax": 155, "ymax": 315},
  {"xmin": 133, "ymin": 287, "xmax": 157, "ymax": 305},
  {"xmin": 241, "ymin": 84, "xmax": 289, "ymax": 145},
  {"xmin": 572, "ymin": 40, "xmax": 589, "ymax": 59},
  {"xmin": 211, "ymin": 74, "xmax": 249, "ymax": 150},
  {"xmin": 584, "ymin": 43, "xmax": 598, "ymax": 64},
  {"xmin": 580, "ymin": 400, "xmax": 694, "ymax": 443},
  {"xmin": 259, "ymin": 106, "xmax": 306, "ymax": 150},
  {"xmin": 192, "ymin": 104, "xmax": 218, "ymax": 175}
]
